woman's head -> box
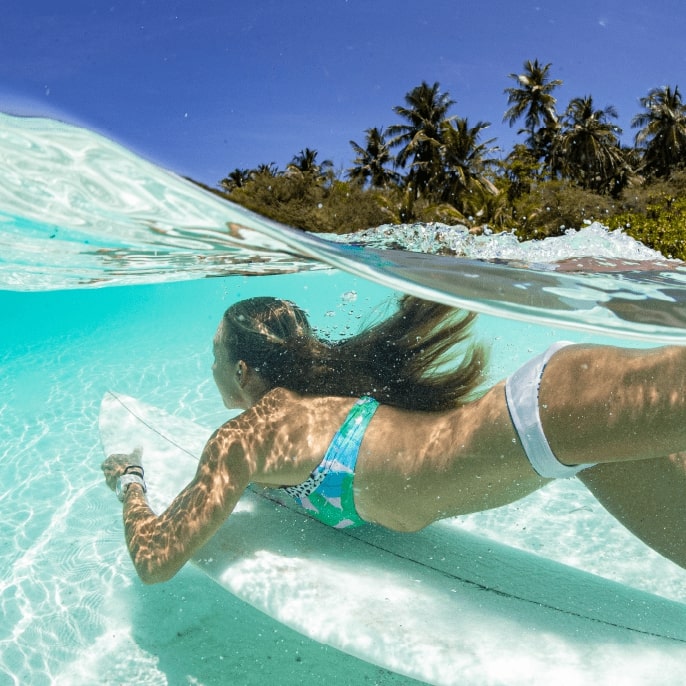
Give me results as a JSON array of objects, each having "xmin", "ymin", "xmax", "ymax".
[
  {"xmin": 213, "ymin": 297, "xmax": 317, "ymax": 407},
  {"xmin": 213, "ymin": 294, "xmax": 485, "ymax": 412}
]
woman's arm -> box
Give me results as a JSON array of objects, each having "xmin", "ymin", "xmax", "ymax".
[{"xmin": 102, "ymin": 424, "xmax": 254, "ymax": 584}]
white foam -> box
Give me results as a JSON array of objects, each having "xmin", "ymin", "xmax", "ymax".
[{"xmin": 324, "ymin": 221, "xmax": 668, "ymax": 263}]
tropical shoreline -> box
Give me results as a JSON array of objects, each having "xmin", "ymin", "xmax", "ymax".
[{"xmin": 209, "ymin": 62, "xmax": 686, "ymax": 260}]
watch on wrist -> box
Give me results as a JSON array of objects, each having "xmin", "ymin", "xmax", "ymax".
[{"xmin": 116, "ymin": 473, "xmax": 147, "ymax": 502}]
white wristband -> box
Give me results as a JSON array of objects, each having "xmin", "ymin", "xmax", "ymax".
[{"xmin": 116, "ymin": 473, "xmax": 147, "ymax": 502}]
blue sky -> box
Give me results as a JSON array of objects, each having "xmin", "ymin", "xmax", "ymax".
[{"xmin": 1, "ymin": 0, "xmax": 684, "ymax": 185}]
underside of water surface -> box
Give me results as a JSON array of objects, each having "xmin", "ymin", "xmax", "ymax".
[{"xmin": 3, "ymin": 113, "xmax": 686, "ymax": 341}]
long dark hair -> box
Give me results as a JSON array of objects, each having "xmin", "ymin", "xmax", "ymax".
[{"xmin": 220, "ymin": 295, "xmax": 487, "ymax": 411}]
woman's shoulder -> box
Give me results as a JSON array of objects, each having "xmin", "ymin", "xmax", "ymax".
[
  {"xmin": 254, "ymin": 388, "xmax": 357, "ymax": 417},
  {"xmin": 231, "ymin": 388, "xmax": 360, "ymax": 434},
  {"xmin": 232, "ymin": 390, "xmax": 370, "ymax": 484}
]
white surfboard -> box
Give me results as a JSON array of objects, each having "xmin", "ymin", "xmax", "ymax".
[{"xmin": 99, "ymin": 391, "xmax": 686, "ymax": 686}]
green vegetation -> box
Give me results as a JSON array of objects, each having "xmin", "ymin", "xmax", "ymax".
[
  {"xmin": 606, "ymin": 173, "xmax": 686, "ymax": 259},
  {"xmin": 214, "ymin": 61, "xmax": 686, "ymax": 258}
]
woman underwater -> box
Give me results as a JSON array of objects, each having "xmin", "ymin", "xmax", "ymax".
[{"xmin": 102, "ymin": 296, "xmax": 686, "ymax": 583}]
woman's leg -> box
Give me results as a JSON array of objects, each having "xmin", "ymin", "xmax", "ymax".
[
  {"xmin": 578, "ymin": 454, "xmax": 686, "ymax": 569},
  {"xmin": 540, "ymin": 344, "xmax": 686, "ymax": 466}
]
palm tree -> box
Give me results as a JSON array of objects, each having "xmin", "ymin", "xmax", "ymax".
[
  {"xmin": 388, "ymin": 81, "xmax": 455, "ymax": 195},
  {"xmin": 501, "ymin": 144, "xmax": 543, "ymax": 201},
  {"xmin": 347, "ymin": 127, "xmax": 400, "ymax": 189},
  {"xmin": 439, "ymin": 118, "xmax": 499, "ymax": 209},
  {"xmin": 252, "ymin": 162, "xmax": 279, "ymax": 177},
  {"xmin": 632, "ymin": 85, "xmax": 686, "ymax": 178},
  {"xmin": 551, "ymin": 95, "xmax": 627, "ymax": 194},
  {"xmin": 219, "ymin": 168, "xmax": 251, "ymax": 192},
  {"xmin": 287, "ymin": 148, "xmax": 333, "ymax": 181},
  {"xmin": 504, "ymin": 59, "xmax": 562, "ymax": 162}
]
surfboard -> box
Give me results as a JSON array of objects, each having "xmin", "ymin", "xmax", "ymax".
[{"xmin": 99, "ymin": 390, "xmax": 686, "ymax": 686}]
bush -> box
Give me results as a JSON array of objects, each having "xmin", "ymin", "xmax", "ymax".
[
  {"xmin": 212, "ymin": 168, "xmax": 686, "ymax": 258},
  {"xmin": 512, "ymin": 181, "xmax": 617, "ymax": 239},
  {"xmin": 318, "ymin": 181, "xmax": 391, "ymax": 234},
  {"xmin": 227, "ymin": 175, "xmax": 390, "ymax": 234},
  {"xmin": 607, "ymin": 194, "xmax": 686, "ymax": 260}
]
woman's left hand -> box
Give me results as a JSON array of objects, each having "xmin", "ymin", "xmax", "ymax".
[{"xmin": 101, "ymin": 447, "xmax": 144, "ymax": 491}]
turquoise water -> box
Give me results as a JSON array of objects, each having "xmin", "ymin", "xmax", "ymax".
[
  {"xmin": 3, "ymin": 273, "xmax": 431, "ymax": 686},
  {"xmin": 3, "ymin": 115, "xmax": 686, "ymax": 685}
]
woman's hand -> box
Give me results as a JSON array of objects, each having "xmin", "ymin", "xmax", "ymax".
[
  {"xmin": 100, "ymin": 410, "xmax": 262, "ymax": 583},
  {"xmin": 101, "ymin": 447, "xmax": 144, "ymax": 491}
]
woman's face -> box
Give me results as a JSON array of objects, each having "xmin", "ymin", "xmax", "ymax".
[{"xmin": 212, "ymin": 323, "xmax": 249, "ymax": 410}]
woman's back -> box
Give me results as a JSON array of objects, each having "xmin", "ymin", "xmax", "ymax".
[{"xmin": 239, "ymin": 386, "xmax": 547, "ymax": 531}]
